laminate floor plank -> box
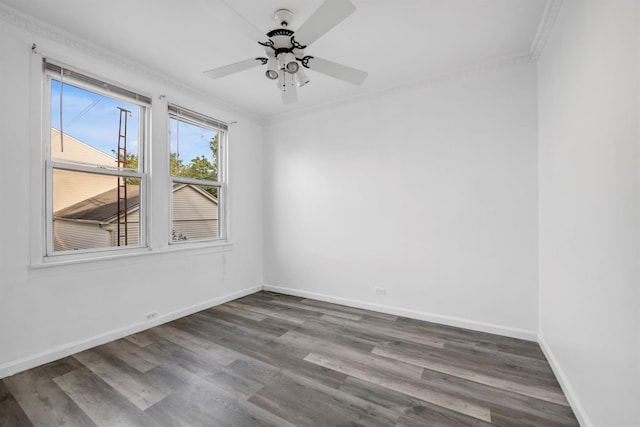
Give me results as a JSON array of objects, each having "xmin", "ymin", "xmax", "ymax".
[
  {"xmin": 150, "ymin": 323, "xmax": 242, "ymax": 366},
  {"xmin": 0, "ymin": 291, "xmax": 578, "ymax": 426},
  {"xmin": 420, "ymin": 368, "xmax": 578, "ymax": 426},
  {"xmin": 395, "ymin": 316, "xmax": 545, "ymax": 358},
  {"xmin": 214, "ymin": 334, "xmax": 349, "ymax": 390},
  {"xmin": 145, "ymin": 371, "xmax": 265, "ymax": 427},
  {"xmin": 0, "ymin": 381, "xmax": 33, "ymax": 427},
  {"xmin": 142, "ymin": 338, "xmax": 227, "ymax": 379},
  {"xmin": 371, "ymin": 335, "xmax": 557, "ymax": 383},
  {"xmin": 260, "ymin": 291, "xmax": 307, "ymax": 302},
  {"xmin": 225, "ymin": 301, "xmax": 306, "ymax": 325},
  {"xmin": 276, "ymin": 330, "xmax": 424, "ymax": 381},
  {"xmin": 225, "ymin": 356, "xmax": 399, "ymax": 426},
  {"xmin": 248, "ymin": 377, "xmax": 396, "ymax": 427},
  {"xmin": 266, "ymin": 298, "xmax": 365, "ymax": 321},
  {"xmin": 2, "ymin": 358, "xmax": 96, "ymax": 427},
  {"xmin": 303, "ymin": 351, "xmax": 492, "ymax": 422},
  {"xmin": 101, "ymin": 339, "xmax": 162, "ymax": 373},
  {"xmin": 195, "ymin": 309, "xmax": 289, "ymax": 341},
  {"xmin": 442, "ymin": 339, "xmax": 554, "ymax": 375},
  {"xmin": 73, "ymin": 347, "xmax": 169, "ymax": 411},
  {"xmin": 213, "ymin": 304, "xmax": 269, "ymax": 322},
  {"xmin": 167, "ymin": 312, "xmax": 248, "ymax": 343},
  {"xmin": 290, "ymin": 317, "xmax": 380, "ymax": 353},
  {"xmin": 53, "ymin": 367, "xmax": 159, "ymax": 427},
  {"xmin": 232, "ymin": 296, "xmax": 328, "ymax": 324},
  {"xmin": 340, "ymin": 376, "xmax": 492, "ymax": 427},
  {"xmin": 373, "ymin": 343, "xmax": 567, "ymax": 405},
  {"xmin": 489, "ymin": 405, "xmax": 579, "ymax": 427},
  {"xmin": 150, "ymin": 361, "xmax": 294, "ymax": 427},
  {"xmin": 299, "ymin": 298, "xmax": 399, "ymax": 321},
  {"xmin": 318, "ymin": 313, "xmax": 446, "ymax": 349},
  {"xmin": 124, "ymin": 331, "xmax": 158, "ymax": 348}
]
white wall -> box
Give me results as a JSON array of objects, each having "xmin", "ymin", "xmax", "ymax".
[
  {"xmin": 537, "ymin": 1, "xmax": 640, "ymax": 426},
  {"xmin": 263, "ymin": 63, "xmax": 539, "ymax": 338},
  {"xmin": 0, "ymin": 15, "xmax": 263, "ymax": 376}
]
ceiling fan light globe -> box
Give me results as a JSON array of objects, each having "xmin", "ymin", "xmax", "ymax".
[
  {"xmin": 295, "ymin": 68, "xmax": 310, "ymax": 87},
  {"xmin": 265, "ymin": 69, "xmax": 279, "ymax": 80},
  {"xmin": 296, "ymin": 76, "xmax": 310, "ymax": 87},
  {"xmin": 286, "ymin": 61, "xmax": 299, "ymax": 73}
]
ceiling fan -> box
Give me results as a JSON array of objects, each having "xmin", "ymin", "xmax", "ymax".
[{"xmin": 203, "ymin": 0, "xmax": 368, "ymax": 104}]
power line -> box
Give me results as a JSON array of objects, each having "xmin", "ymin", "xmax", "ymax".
[{"xmin": 64, "ymin": 94, "xmax": 104, "ymax": 129}]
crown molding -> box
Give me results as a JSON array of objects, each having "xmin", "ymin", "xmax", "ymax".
[
  {"xmin": 266, "ymin": 1, "xmax": 565, "ymax": 124},
  {"xmin": 265, "ymin": 53, "xmax": 536, "ymax": 124},
  {"xmin": 2, "ymin": 0, "xmax": 565, "ymax": 123},
  {"xmin": 531, "ymin": 0, "xmax": 565, "ymax": 60},
  {"xmin": 0, "ymin": 2, "xmax": 261, "ymax": 125}
]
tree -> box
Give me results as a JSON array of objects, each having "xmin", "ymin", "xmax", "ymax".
[
  {"xmin": 171, "ymin": 134, "xmax": 219, "ymax": 197},
  {"xmin": 113, "ymin": 134, "xmax": 219, "ymax": 196},
  {"xmin": 112, "ymin": 150, "xmax": 140, "ymax": 185},
  {"xmin": 180, "ymin": 156, "xmax": 215, "ymax": 180},
  {"xmin": 169, "ymin": 152, "xmax": 184, "ymax": 177}
]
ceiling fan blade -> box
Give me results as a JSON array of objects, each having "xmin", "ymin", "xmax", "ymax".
[
  {"xmin": 294, "ymin": 0, "xmax": 356, "ymax": 46},
  {"xmin": 204, "ymin": 58, "xmax": 265, "ymax": 79},
  {"xmin": 305, "ymin": 57, "xmax": 368, "ymax": 85},
  {"xmin": 211, "ymin": 0, "xmax": 266, "ymax": 42}
]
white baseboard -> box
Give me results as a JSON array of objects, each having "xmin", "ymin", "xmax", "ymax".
[
  {"xmin": 0, "ymin": 285, "xmax": 261, "ymax": 379},
  {"xmin": 0, "ymin": 281, "xmax": 588, "ymax": 427},
  {"xmin": 538, "ymin": 334, "xmax": 592, "ymax": 427},
  {"xmin": 262, "ymin": 284, "xmax": 537, "ymax": 341}
]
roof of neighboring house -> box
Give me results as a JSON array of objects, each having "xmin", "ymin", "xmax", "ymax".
[
  {"xmin": 54, "ymin": 183, "xmax": 218, "ymax": 224},
  {"xmin": 54, "ymin": 185, "xmax": 141, "ymax": 224}
]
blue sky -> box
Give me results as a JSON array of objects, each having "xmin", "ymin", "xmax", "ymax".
[
  {"xmin": 51, "ymin": 80, "xmax": 216, "ymax": 165},
  {"xmin": 169, "ymin": 117, "xmax": 217, "ymax": 165}
]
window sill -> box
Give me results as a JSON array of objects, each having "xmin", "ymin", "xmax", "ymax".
[{"xmin": 30, "ymin": 241, "xmax": 234, "ymax": 270}]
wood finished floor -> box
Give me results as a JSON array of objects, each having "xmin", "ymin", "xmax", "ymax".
[{"xmin": 0, "ymin": 291, "xmax": 578, "ymax": 426}]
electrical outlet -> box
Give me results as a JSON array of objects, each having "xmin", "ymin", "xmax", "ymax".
[
  {"xmin": 145, "ymin": 311, "xmax": 158, "ymax": 320},
  {"xmin": 375, "ymin": 287, "xmax": 386, "ymax": 296}
]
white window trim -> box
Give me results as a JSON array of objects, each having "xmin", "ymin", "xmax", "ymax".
[
  {"xmin": 44, "ymin": 161, "xmax": 148, "ymax": 257},
  {"xmin": 28, "ymin": 53, "xmax": 234, "ymax": 269},
  {"xmin": 32, "ymin": 56, "xmax": 152, "ymax": 264},
  {"xmin": 168, "ymin": 105, "xmax": 229, "ymax": 245}
]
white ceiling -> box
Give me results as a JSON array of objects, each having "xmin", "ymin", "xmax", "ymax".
[{"xmin": 1, "ymin": 0, "xmax": 549, "ymax": 119}]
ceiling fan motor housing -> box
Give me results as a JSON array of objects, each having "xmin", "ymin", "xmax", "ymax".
[
  {"xmin": 274, "ymin": 9, "xmax": 293, "ymax": 27},
  {"xmin": 261, "ymin": 28, "xmax": 308, "ymax": 74}
]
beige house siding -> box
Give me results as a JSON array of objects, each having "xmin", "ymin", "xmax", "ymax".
[
  {"xmin": 173, "ymin": 220, "xmax": 218, "ymax": 240},
  {"xmin": 51, "ymin": 129, "xmax": 119, "ymax": 211},
  {"xmin": 53, "ymin": 185, "xmax": 218, "ymax": 251},
  {"xmin": 103, "ymin": 210, "xmax": 141, "ymax": 247},
  {"xmin": 172, "ymin": 185, "xmax": 219, "ymax": 240},
  {"xmin": 53, "ymin": 210, "xmax": 140, "ymax": 252},
  {"xmin": 53, "ymin": 220, "xmax": 109, "ymax": 252},
  {"xmin": 172, "ymin": 185, "xmax": 219, "ymax": 220}
]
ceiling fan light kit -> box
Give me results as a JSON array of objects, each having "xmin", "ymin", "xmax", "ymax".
[
  {"xmin": 265, "ymin": 56, "xmax": 279, "ymax": 80},
  {"xmin": 204, "ymin": 0, "xmax": 368, "ymax": 104}
]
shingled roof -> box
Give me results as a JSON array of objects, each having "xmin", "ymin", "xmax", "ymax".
[{"xmin": 54, "ymin": 185, "xmax": 140, "ymax": 223}]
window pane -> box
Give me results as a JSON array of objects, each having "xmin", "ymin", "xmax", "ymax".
[
  {"xmin": 169, "ymin": 117, "xmax": 218, "ymax": 181},
  {"xmin": 172, "ymin": 184, "xmax": 220, "ymax": 241},
  {"xmin": 51, "ymin": 79, "xmax": 141, "ymax": 169},
  {"xmin": 52, "ymin": 169, "xmax": 141, "ymax": 252}
]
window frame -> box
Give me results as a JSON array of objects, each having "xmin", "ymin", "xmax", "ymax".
[
  {"xmin": 42, "ymin": 61, "xmax": 151, "ymax": 259},
  {"xmin": 167, "ymin": 104, "xmax": 228, "ymax": 245}
]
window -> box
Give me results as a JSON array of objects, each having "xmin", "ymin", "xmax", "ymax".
[
  {"xmin": 36, "ymin": 59, "xmax": 229, "ymax": 263},
  {"xmin": 168, "ymin": 105, "xmax": 227, "ymax": 243},
  {"xmin": 44, "ymin": 62, "xmax": 150, "ymax": 256}
]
